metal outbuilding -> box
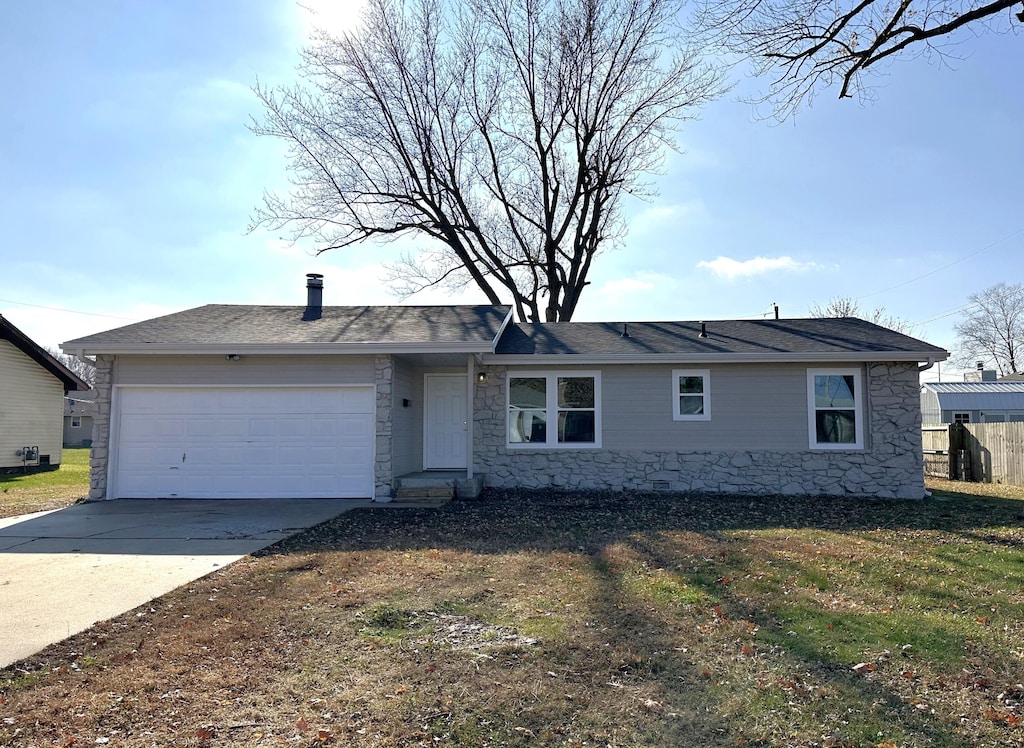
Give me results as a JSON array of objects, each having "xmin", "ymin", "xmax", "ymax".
[{"xmin": 921, "ymin": 381, "xmax": 1024, "ymax": 424}]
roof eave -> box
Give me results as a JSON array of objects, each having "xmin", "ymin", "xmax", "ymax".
[
  {"xmin": 483, "ymin": 350, "xmax": 949, "ymax": 365},
  {"xmin": 62, "ymin": 341, "xmax": 499, "ymax": 356},
  {"xmin": 3, "ymin": 317, "xmax": 89, "ymax": 392}
]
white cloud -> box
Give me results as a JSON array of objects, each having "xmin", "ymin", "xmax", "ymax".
[
  {"xmin": 696, "ymin": 255, "xmax": 819, "ymax": 280},
  {"xmin": 594, "ymin": 273, "xmax": 673, "ymax": 306},
  {"xmin": 298, "ymin": 0, "xmax": 367, "ymax": 36},
  {"xmin": 601, "ymin": 277, "xmax": 656, "ymax": 296},
  {"xmin": 630, "ymin": 200, "xmax": 708, "ymax": 234}
]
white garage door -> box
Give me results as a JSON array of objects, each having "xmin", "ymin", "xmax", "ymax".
[{"xmin": 114, "ymin": 387, "xmax": 375, "ymax": 499}]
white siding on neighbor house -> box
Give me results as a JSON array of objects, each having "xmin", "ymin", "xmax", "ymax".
[
  {"xmin": 114, "ymin": 354, "xmax": 376, "ymax": 385},
  {"xmin": 0, "ymin": 340, "xmax": 65, "ymax": 468}
]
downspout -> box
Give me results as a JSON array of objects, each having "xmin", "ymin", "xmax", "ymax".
[
  {"xmin": 864, "ymin": 362, "xmax": 872, "ymax": 450},
  {"xmin": 466, "ymin": 355, "xmax": 475, "ymax": 481},
  {"xmin": 918, "ymin": 357, "xmax": 935, "ymax": 373}
]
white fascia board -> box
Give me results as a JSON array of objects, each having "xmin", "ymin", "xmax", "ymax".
[
  {"xmin": 70, "ymin": 341, "xmax": 497, "ymax": 356},
  {"xmin": 483, "ymin": 350, "xmax": 949, "ymax": 366}
]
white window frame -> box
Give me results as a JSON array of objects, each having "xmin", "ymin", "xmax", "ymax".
[
  {"xmin": 506, "ymin": 371, "xmax": 602, "ymax": 449},
  {"xmin": 807, "ymin": 368, "xmax": 864, "ymax": 450},
  {"xmin": 953, "ymin": 412, "xmax": 971, "ymax": 424},
  {"xmin": 70, "ymin": 416, "xmax": 82, "ymax": 428},
  {"xmin": 672, "ymin": 369, "xmax": 711, "ymax": 421}
]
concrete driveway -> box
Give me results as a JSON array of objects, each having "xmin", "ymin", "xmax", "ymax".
[{"xmin": 0, "ymin": 499, "xmax": 370, "ymax": 668}]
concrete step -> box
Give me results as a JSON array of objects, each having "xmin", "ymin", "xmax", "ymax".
[
  {"xmin": 395, "ymin": 476, "xmax": 459, "ymax": 490},
  {"xmin": 394, "ymin": 486, "xmax": 455, "ymax": 500}
]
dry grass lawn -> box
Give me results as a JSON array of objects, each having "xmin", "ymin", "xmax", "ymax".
[
  {"xmin": 0, "ymin": 480, "xmax": 1022, "ymax": 747},
  {"xmin": 0, "ymin": 447, "xmax": 90, "ymax": 518}
]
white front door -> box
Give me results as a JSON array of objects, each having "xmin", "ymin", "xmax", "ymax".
[{"xmin": 424, "ymin": 374, "xmax": 468, "ymax": 469}]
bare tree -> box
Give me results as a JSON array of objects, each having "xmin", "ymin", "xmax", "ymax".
[
  {"xmin": 695, "ymin": 0, "xmax": 1023, "ymax": 118},
  {"xmin": 808, "ymin": 296, "xmax": 916, "ymax": 334},
  {"xmin": 46, "ymin": 347, "xmax": 96, "ymax": 386},
  {"xmin": 953, "ymin": 282, "xmax": 1024, "ymax": 375},
  {"xmin": 250, "ymin": 0, "xmax": 722, "ymax": 321}
]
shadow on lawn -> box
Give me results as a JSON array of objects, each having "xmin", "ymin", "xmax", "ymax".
[
  {"xmin": 267, "ymin": 488, "xmax": 1024, "ymax": 558},
  {"xmin": 257, "ymin": 489, "xmax": 1023, "ymax": 747}
]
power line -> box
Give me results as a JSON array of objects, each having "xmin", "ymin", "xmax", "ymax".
[
  {"xmin": 913, "ymin": 303, "xmax": 977, "ymax": 326},
  {"xmin": 856, "ymin": 226, "xmax": 1023, "ymax": 302},
  {"xmin": 0, "ymin": 297, "xmax": 137, "ymax": 321}
]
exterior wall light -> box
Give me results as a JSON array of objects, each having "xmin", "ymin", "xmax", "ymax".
[{"xmin": 477, "ymin": 372, "xmax": 487, "ymax": 383}]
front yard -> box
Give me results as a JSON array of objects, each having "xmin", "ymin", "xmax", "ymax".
[
  {"xmin": 1, "ymin": 480, "xmax": 1022, "ymax": 747},
  {"xmin": 0, "ymin": 447, "xmax": 89, "ymax": 518}
]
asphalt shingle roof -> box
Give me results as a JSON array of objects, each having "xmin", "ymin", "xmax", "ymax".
[
  {"xmin": 65, "ymin": 305, "xmax": 512, "ymax": 347},
  {"xmin": 494, "ymin": 318, "xmax": 947, "ymax": 357}
]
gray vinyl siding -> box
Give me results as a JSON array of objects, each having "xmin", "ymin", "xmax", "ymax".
[
  {"xmin": 940, "ymin": 409, "xmax": 1024, "ymax": 424},
  {"xmin": 0, "ymin": 340, "xmax": 65, "ymax": 468},
  {"xmin": 494, "ymin": 362, "xmax": 829, "ymax": 451},
  {"xmin": 391, "ymin": 358, "xmax": 422, "ymax": 476},
  {"xmin": 63, "ymin": 415, "xmax": 95, "ymax": 446},
  {"xmin": 114, "ymin": 355, "xmax": 376, "ymax": 386},
  {"xmin": 601, "ymin": 363, "xmax": 831, "ymax": 452}
]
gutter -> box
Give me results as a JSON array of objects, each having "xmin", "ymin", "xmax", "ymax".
[
  {"xmin": 482, "ymin": 351, "xmax": 950, "ymax": 366},
  {"xmin": 60, "ymin": 341, "xmax": 499, "ymax": 357}
]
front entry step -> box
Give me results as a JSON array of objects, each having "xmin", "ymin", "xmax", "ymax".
[
  {"xmin": 391, "ymin": 472, "xmax": 485, "ymax": 502},
  {"xmin": 394, "ymin": 486, "xmax": 455, "ymax": 500}
]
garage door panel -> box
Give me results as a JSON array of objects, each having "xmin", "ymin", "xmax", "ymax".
[
  {"xmin": 120, "ymin": 471, "xmax": 182, "ymax": 497},
  {"xmin": 120, "ymin": 444, "xmax": 185, "ymax": 469},
  {"xmin": 115, "ymin": 386, "xmax": 375, "ymax": 499},
  {"xmin": 339, "ymin": 414, "xmax": 374, "ymax": 436},
  {"xmin": 277, "ymin": 417, "xmax": 309, "ymax": 438}
]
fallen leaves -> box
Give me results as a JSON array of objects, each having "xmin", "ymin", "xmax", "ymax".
[
  {"xmin": 2, "ymin": 487, "xmax": 1023, "ymax": 748},
  {"xmin": 984, "ymin": 709, "xmax": 1021, "ymax": 727}
]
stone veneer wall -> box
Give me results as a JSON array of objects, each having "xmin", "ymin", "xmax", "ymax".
[
  {"xmin": 473, "ymin": 362, "xmax": 926, "ymax": 499},
  {"xmin": 374, "ymin": 354, "xmax": 394, "ymax": 499},
  {"xmin": 88, "ymin": 355, "xmax": 114, "ymax": 499}
]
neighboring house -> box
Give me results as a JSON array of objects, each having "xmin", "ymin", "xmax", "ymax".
[
  {"xmin": 920, "ymin": 381, "xmax": 1024, "ymax": 424},
  {"xmin": 64, "ymin": 389, "xmax": 98, "ymax": 447},
  {"xmin": 62, "ymin": 275, "xmax": 948, "ymax": 501},
  {"xmin": 1, "ymin": 315, "xmax": 89, "ymax": 471}
]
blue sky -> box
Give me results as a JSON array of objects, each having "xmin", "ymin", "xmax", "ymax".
[{"xmin": 2, "ymin": 1, "xmax": 1021, "ymax": 382}]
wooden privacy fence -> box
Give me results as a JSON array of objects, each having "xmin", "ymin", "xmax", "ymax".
[{"xmin": 922, "ymin": 422, "xmax": 1024, "ymax": 486}]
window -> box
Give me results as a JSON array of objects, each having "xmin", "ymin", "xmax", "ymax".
[
  {"xmin": 953, "ymin": 412, "xmax": 971, "ymax": 424},
  {"xmin": 71, "ymin": 416, "xmax": 82, "ymax": 428},
  {"xmin": 507, "ymin": 372, "xmax": 600, "ymax": 447},
  {"xmin": 672, "ymin": 369, "xmax": 710, "ymax": 421},
  {"xmin": 807, "ymin": 368, "xmax": 863, "ymax": 449}
]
